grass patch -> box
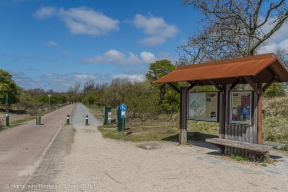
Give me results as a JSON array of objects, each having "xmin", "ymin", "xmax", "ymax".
[
  {"xmin": 231, "ymin": 154, "xmax": 245, "ymax": 161},
  {"xmin": 90, "ymin": 105, "xmax": 218, "ymax": 143},
  {"xmin": 98, "ymin": 124, "xmax": 179, "ymax": 142},
  {"xmin": 279, "ymin": 145, "xmax": 288, "ymax": 151}
]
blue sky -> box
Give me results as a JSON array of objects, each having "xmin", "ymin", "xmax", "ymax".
[{"xmin": 0, "ymin": 0, "xmax": 287, "ymax": 92}]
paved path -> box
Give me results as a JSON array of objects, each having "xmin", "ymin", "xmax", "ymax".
[
  {"xmin": 72, "ymin": 103, "xmax": 102, "ymax": 125},
  {"xmin": 0, "ymin": 104, "xmax": 75, "ymax": 191}
]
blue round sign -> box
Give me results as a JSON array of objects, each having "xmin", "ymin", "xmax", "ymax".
[{"xmin": 120, "ymin": 104, "xmax": 127, "ymax": 111}]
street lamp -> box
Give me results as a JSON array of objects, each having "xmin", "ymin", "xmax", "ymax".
[{"xmin": 48, "ymin": 94, "xmax": 51, "ymax": 110}]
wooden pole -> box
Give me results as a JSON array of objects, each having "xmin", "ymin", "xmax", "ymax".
[
  {"xmin": 257, "ymin": 83, "xmax": 263, "ymax": 144},
  {"xmin": 179, "ymin": 87, "xmax": 188, "ymax": 145},
  {"xmin": 220, "ymin": 85, "xmax": 226, "ymax": 139}
]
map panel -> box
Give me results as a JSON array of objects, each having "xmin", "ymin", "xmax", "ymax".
[{"xmin": 188, "ymin": 92, "xmax": 218, "ymax": 121}]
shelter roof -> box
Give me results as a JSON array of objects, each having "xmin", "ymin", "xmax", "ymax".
[{"xmin": 153, "ymin": 53, "xmax": 288, "ymax": 85}]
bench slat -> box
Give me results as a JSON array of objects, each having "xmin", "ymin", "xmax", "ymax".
[{"xmin": 206, "ymin": 138, "xmax": 272, "ymax": 153}]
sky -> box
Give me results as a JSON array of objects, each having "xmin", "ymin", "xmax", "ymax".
[{"xmin": 0, "ymin": 0, "xmax": 288, "ymax": 92}]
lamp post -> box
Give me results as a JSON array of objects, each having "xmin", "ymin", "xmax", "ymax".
[{"xmin": 48, "ymin": 94, "xmax": 51, "ymax": 110}]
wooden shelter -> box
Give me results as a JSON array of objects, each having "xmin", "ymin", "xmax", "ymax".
[{"xmin": 153, "ymin": 53, "xmax": 288, "ymax": 155}]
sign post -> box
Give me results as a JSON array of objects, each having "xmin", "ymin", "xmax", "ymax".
[
  {"xmin": 6, "ymin": 93, "xmax": 9, "ymax": 126},
  {"xmin": 120, "ymin": 104, "xmax": 127, "ymax": 138}
]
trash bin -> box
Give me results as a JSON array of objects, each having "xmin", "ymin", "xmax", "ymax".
[
  {"xmin": 116, "ymin": 106, "xmax": 125, "ymax": 131},
  {"xmin": 103, "ymin": 106, "xmax": 111, "ymax": 125}
]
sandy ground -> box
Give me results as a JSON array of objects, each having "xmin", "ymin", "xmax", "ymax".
[{"xmin": 53, "ymin": 124, "xmax": 288, "ymax": 192}]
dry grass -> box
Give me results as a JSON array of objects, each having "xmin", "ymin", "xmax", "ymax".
[
  {"xmin": 89, "ymin": 96, "xmax": 288, "ymax": 144},
  {"xmin": 88, "ymin": 105, "xmax": 217, "ymax": 143},
  {"xmin": 262, "ymin": 96, "xmax": 288, "ymax": 143}
]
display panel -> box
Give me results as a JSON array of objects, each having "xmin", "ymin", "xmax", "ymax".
[
  {"xmin": 230, "ymin": 91, "xmax": 252, "ymax": 124},
  {"xmin": 188, "ymin": 92, "xmax": 218, "ymax": 121}
]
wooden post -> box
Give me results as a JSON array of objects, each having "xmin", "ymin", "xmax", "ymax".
[
  {"xmin": 179, "ymin": 87, "xmax": 188, "ymax": 145},
  {"xmin": 220, "ymin": 85, "xmax": 226, "ymax": 139},
  {"xmin": 257, "ymin": 83, "xmax": 263, "ymax": 144}
]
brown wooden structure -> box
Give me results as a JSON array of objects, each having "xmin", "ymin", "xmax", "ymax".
[{"xmin": 153, "ymin": 53, "xmax": 288, "ymax": 155}]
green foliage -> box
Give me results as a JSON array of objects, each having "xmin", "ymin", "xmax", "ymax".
[
  {"xmin": 190, "ymin": 85, "xmax": 217, "ymax": 92},
  {"xmin": 100, "ymin": 79, "xmax": 160, "ymax": 120},
  {"xmin": 231, "ymin": 154, "xmax": 245, "ymax": 161},
  {"xmin": 37, "ymin": 94, "xmax": 67, "ymax": 105},
  {"xmin": 145, "ymin": 59, "xmax": 180, "ymax": 112},
  {"xmin": 82, "ymin": 92, "xmax": 98, "ymax": 105},
  {"xmin": 263, "ymin": 83, "xmax": 286, "ymax": 98},
  {"xmin": 146, "ymin": 59, "xmax": 176, "ymax": 81},
  {"xmin": 0, "ymin": 69, "xmax": 21, "ymax": 104}
]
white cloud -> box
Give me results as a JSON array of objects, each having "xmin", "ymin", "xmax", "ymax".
[
  {"xmin": 33, "ymin": 6, "xmax": 57, "ymax": 19},
  {"xmin": 258, "ymin": 43, "xmax": 278, "ymax": 54},
  {"xmin": 258, "ymin": 38, "xmax": 288, "ymax": 54},
  {"xmin": 278, "ymin": 39, "xmax": 288, "ymax": 49},
  {"xmin": 112, "ymin": 74, "xmax": 145, "ymax": 82},
  {"xmin": 140, "ymin": 51, "xmax": 157, "ymax": 63},
  {"xmin": 47, "ymin": 41, "xmax": 58, "ymax": 46},
  {"xmin": 80, "ymin": 50, "xmax": 157, "ymax": 65},
  {"xmin": 133, "ymin": 14, "xmax": 179, "ymax": 46},
  {"xmin": 260, "ymin": 17, "xmax": 288, "ymax": 44},
  {"xmin": 104, "ymin": 50, "xmax": 139, "ymax": 65},
  {"xmin": 33, "ymin": 6, "xmax": 119, "ymax": 36}
]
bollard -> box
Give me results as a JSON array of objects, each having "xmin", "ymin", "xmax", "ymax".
[
  {"xmin": 67, "ymin": 115, "xmax": 69, "ymax": 124},
  {"xmin": 6, "ymin": 113, "xmax": 9, "ymax": 126},
  {"xmin": 36, "ymin": 116, "xmax": 41, "ymax": 125},
  {"xmin": 85, "ymin": 115, "xmax": 88, "ymax": 125}
]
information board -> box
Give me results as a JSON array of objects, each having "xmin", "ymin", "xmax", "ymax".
[
  {"xmin": 230, "ymin": 91, "xmax": 252, "ymax": 124},
  {"xmin": 188, "ymin": 92, "xmax": 218, "ymax": 121}
]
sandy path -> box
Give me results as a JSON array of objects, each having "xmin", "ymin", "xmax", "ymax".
[{"xmin": 54, "ymin": 105, "xmax": 288, "ymax": 192}]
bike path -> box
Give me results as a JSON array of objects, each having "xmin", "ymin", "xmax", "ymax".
[{"xmin": 0, "ymin": 104, "xmax": 75, "ymax": 191}]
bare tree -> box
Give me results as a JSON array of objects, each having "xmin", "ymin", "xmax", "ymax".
[
  {"xmin": 275, "ymin": 47, "xmax": 288, "ymax": 68},
  {"xmin": 82, "ymin": 80, "xmax": 95, "ymax": 95},
  {"xmin": 179, "ymin": 0, "xmax": 288, "ymax": 63}
]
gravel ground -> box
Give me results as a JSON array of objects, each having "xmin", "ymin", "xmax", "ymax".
[
  {"xmin": 16, "ymin": 103, "xmax": 288, "ymax": 192},
  {"xmin": 54, "ymin": 104, "xmax": 288, "ymax": 192}
]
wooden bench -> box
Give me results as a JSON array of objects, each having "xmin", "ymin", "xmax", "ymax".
[{"xmin": 205, "ymin": 138, "xmax": 273, "ymax": 155}]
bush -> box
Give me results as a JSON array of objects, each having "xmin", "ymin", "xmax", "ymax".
[{"xmin": 263, "ymin": 83, "xmax": 286, "ymax": 98}]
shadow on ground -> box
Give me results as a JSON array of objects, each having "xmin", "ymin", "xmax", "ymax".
[{"xmin": 162, "ymin": 132, "xmax": 218, "ymax": 150}]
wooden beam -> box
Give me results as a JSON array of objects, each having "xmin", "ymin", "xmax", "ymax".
[
  {"xmin": 243, "ymin": 76, "xmax": 259, "ymax": 93},
  {"xmin": 230, "ymin": 78, "xmax": 241, "ymax": 90},
  {"xmin": 187, "ymin": 81, "xmax": 197, "ymax": 91},
  {"xmin": 220, "ymin": 85, "xmax": 226, "ymax": 140},
  {"xmin": 206, "ymin": 138, "xmax": 272, "ymax": 153},
  {"xmin": 197, "ymin": 81, "xmax": 203, "ymax": 86},
  {"xmin": 257, "ymin": 83, "xmax": 263, "ymax": 144},
  {"xmin": 209, "ymin": 79, "xmax": 223, "ymax": 92},
  {"xmin": 266, "ymin": 66, "xmax": 276, "ymax": 77},
  {"xmin": 167, "ymin": 82, "xmax": 180, "ymax": 94},
  {"xmin": 179, "ymin": 87, "xmax": 188, "ymax": 145},
  {"xmin": 263, "ymin": 76, "xmax": 278, "ymax": 92}
]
